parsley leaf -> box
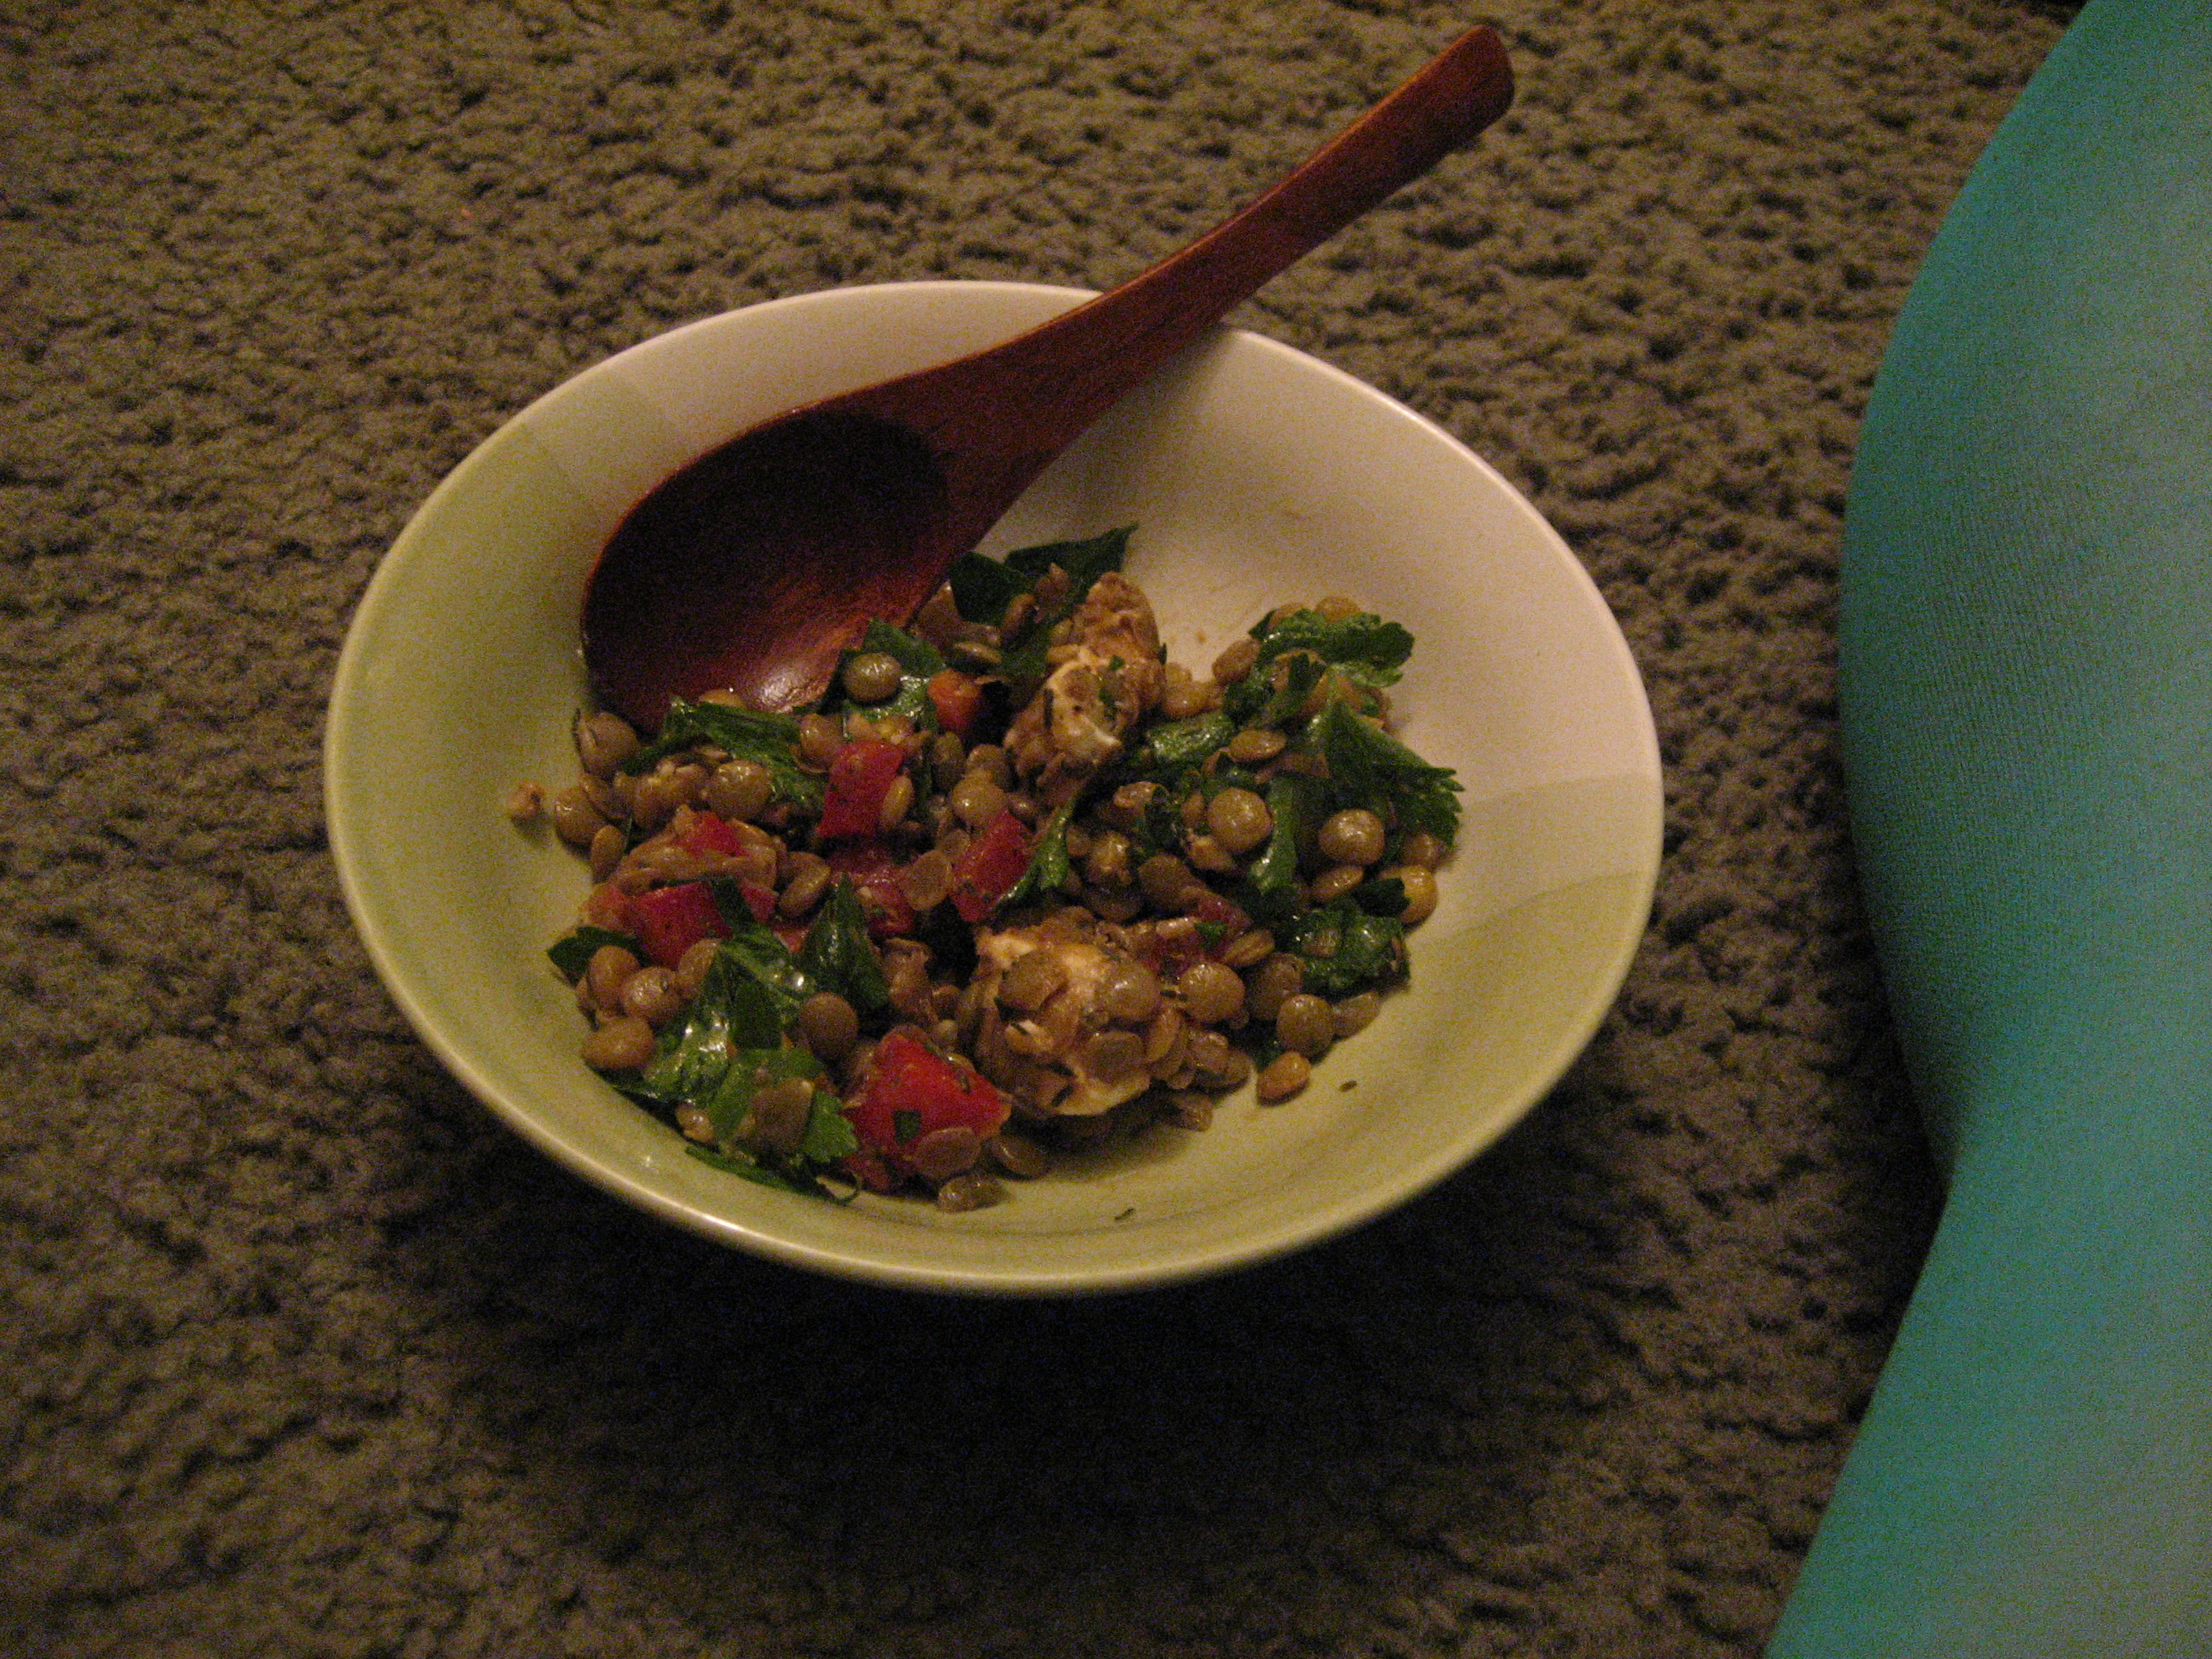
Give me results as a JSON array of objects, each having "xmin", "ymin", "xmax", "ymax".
[
  {"xmin": 819, "ymin": 621, "xmax": 945, "ymax": 730},
  {"xmin": 624, "ymin": 949, "xmax": 785, "ymax": 1103},
  {"xmin": 1243, "ymin": 772, "xmax": 1322, "ymax": 921},
  {"xmin": 1137, "ymin": 710, "xmax": 1234, "ymax": 778},
  {"xmin": 951, "ymin": 526, "xmax": 1133, "ymax": 687},
  {"xmin": 548, "ymin": 925, "xmax": 643, "ymax": 982},
  {"xmin": 624, "ymin": 698, "xmax": 822, "ymax": 814},
  {"xmin": 1287, "ymin": 898, "xmax": 1408, "ymax": 998},
  {"xmin": 1001, "ymin": 800, "xmax": 1076, "ymax": 910},
  {"xmin": 1248, "ymin": 607, "xmax": 1413, "ymax": 687},
  {"xmin": 795, "ymin": 878, "xmax": 891, "ymax": 1013},
  {"xmin": 949, "ymin": 526, "xmax": 1132, "ymax": 625},
  {"xmin": 706, "ymin": 916, "xmax": 818, "ymax": 1027},
  {"xmin": 1309, "ymin": 701, "xmax": 1462, "ymax": 848}
]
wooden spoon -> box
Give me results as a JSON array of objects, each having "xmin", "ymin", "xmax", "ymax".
[{"xmin": 583, "ymin": 24, "xmax": 1513, "ymax": 727}]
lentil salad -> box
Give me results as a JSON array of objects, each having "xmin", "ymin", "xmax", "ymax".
[{"xmin": 513, "ymin": 529, "xmax": 1459, "ymax": 1210}]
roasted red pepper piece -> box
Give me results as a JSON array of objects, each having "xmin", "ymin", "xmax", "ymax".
[
  {"xmin": 626, "ymin": 881, "xmax": 727, "ymax": 969},
  {"xmin": 674, "ymin": 808, "xmax": 748, "ymax": 859},
  {"xmin": 845, "ymin": 1029, "xmax": 1010, "ymax": 1179},
  {"xmin": 824, "ymin": 842, "xmax": 917, "ymax": 939},
  {"xmin": 926, "ymin": 668, "xmax": 983, "ymax": 738},
  {"xmin": 948, "ymin": 808, "xmax": 1033, "ymax": 922},
  {"xmin": 816, "ymin": 738, "xmax": 908, "ymax": 842}
]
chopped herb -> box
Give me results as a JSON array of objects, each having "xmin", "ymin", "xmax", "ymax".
[
  {"xmin": 1225, "ymin": 646, "xmax": 1328, "ymax": 727},
  {"xmin": 1287, "ymin": 898, "xmax": 1408, "ymax": 998},
  {"xmin": 952, "ymin": 526, "xmax": 1133, "ymax": 685},
  {"xmin": 798, "ymin": 1090, "xmax": 861, "ymax": 1165},
  {"xmin": 702, "ymin": 1046, "xmax": 825, "ymax": 1144},
  {"xmin": 1138, "ymin": 710, "xmax": 1235, "ymax": 777},
  {"xmin": 892, "ymin": 1108, "xmax": 924, "ymax": 1144},
  {"xmin": 949, "ymin": 526, "xmax": 1132, "ymax": 626},
  {"xmin": 548, "ymin": 925, "xmax": 643, "ymax": 982},
  {"xmin": 1247, "ymin": 606, "xmax": 1412, "ymax": 686},
  {"xmin": 1309, "ymin": 700, "xmax": 1462, "ymax": 847},
  {"xmin": 795, "ymin": 878, "xmax": 892, "ymax": 1013},
  {"xmin": 624, "ymin": 950, "xmax": 785, "ymax": 1102},
  {"xmin": 706, "ymin": 917, "xmax": 819, "ymax": 1028},
  {"xmin": 1347, "ymin": 874, "xmax": 1409, "ymax": 917},
  {"xmin": 820, "ymin": 620, "xmax": 945, "ymax": 729},
  {"xmin": 626, "ymin": 698, "xmax": 822, "ymax": 814},
  {"xmin": 1243, "ymin": 772, "xmax": 1323, "ymax": 921},
  {"xmin": 1001, "ymin": 800, "xmax": 1075, "ymax": 910}
]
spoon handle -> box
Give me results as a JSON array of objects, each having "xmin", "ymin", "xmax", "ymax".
[{"xmin": 872, "ymin": 24, "xmax": 1514, "ymax": 475}]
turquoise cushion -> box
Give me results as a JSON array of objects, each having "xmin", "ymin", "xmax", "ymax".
[{"xmin": 1769, "ymin": 1, "xmax": 2212, "ymax": 1653}]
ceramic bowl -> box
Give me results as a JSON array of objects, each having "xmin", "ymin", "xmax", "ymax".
[{"xmin": 324, "ymin": 280, "xmax": 1661, "ymax": 1295}]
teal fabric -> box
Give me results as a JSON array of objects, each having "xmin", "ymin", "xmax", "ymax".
[{"xmin": 1771, "ymin": 0, "xmax": 2212, "ymax": 1653}]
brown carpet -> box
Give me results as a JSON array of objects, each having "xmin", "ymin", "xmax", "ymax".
[{"xmin": 1, "ymin": 2, "xmax": 2075, "ymax": 1654}]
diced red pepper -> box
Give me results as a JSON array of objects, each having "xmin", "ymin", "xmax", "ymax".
[
  {"xmin": 674, "ymin": 809, "xmax": 748, "ymax": 859},
  {"xmin": 733, "ymin": 879, "xmax": 778, "ymax": 925},
  {"xmin": 948, "ymin": 808, "xmax": 1034, "ymax": 923},
  {"xmin": 844, "ymin": 1029, "xmax": 1010, "ymax": 1179},
  {"xmin": 824, "ymin": 842, "xmax": 918, "ymax": 939},
  {"xmin": 817, "ymin": 738, "xmax": 909, "ymax": 842},
  {"xmin": 626, "ymin": 881, "xmax": 727, "ymax": 969},
  {"xmin": 926, "ymin": 668, "xmax": 983, "ymax": 738}
]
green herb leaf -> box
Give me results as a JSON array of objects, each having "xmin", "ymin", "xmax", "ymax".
[
  {"xmin": 709, "ymin": 917, "xmax": 818, "ymax": 1027},
  {"xmin": 684, "ymin": 1143, "xmax": 815, "ymax": 1192},
  {"xmin": 795, "ymin": 878, "xmax": 891, "ymax": 1013},
  {"xmin": 1005, "ymin": 526, "xmax": 1130, "ymax": 588},
  {"xmin": 948, "ymin": 526, "xmax": 1130, "ymax": 626},
  {"xmin": 799, "ymin": 1091, "xmax": 860, "ymax": 1165},
  {"xmin": 624, "ymin": 698, "xmax": 822, "ymax": 814},
  {"xmin": 892, "ymin": 1108, "xmax": 924, "ymax": 1144},
  {"xmin": 1244, "ymin": 772, "xmax": 1322, "ymax": 921},
  {"xmin": 548, "ymin": 925, "xmax": 643, "ymax": 982},
  {"xmin": 1309, "ymin": 700, "xmax": 1463, "ymax": 847},
  {"xmin": 1137, "ymin": 710, "xmax": 1235, "ymax": 778},
  {"xmin": 627, "ymin": 950, "xmax": 785, "ymax": 1102},
  {"xmin": 1225, "ymin": 647, "xmax": 1327, "ymax": 727},
  {"xmin": 702, "ymin": 1046, "xmax": 826, "ymax": 1144},
  {"xmin": 819, "ymin": 621, "xmax": 945, "ymax": 729},
  {"xmin": 1001, "ymin": 800, "xmax": 1075, "ymax": 910},
  {"xmin": 1347, "ymin": 874, "xmax": 1409, "ymax": 917},
  {"xmin": 1249, "ymin": 608, "xmax": 1413, "ymax": 687},
  {"xmin": 1287, "ymin": 898, "xmax": 1408, "ymax": 998}
]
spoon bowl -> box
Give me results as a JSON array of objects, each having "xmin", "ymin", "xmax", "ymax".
[{"xmin": 580, "ymin": 24, "xmax": 1514, "ymax": 726}]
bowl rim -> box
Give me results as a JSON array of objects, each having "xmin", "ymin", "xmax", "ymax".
[{"xmin": 324, "ymin": 277, "xmax": 1662, "ymax": 1297}]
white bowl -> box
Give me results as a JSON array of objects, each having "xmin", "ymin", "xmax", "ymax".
[{"xmin": 324, "ymin": 280, "xmax": 1661, "ymax": 1295}]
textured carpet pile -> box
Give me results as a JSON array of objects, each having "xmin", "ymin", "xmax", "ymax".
[{"xmin": 2, "ymin": 3, "xmax": 2073, "ymax": 1654}]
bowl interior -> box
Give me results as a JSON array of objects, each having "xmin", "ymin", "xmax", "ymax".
[{"xmin": 325, "ymin": 280, "xmax": 1661, "ymax": 1295}]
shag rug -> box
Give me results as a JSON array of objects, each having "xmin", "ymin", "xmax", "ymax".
[{"xmin": 1, "ymin": 2, "xmax": 2074, "ymax": 1654}]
